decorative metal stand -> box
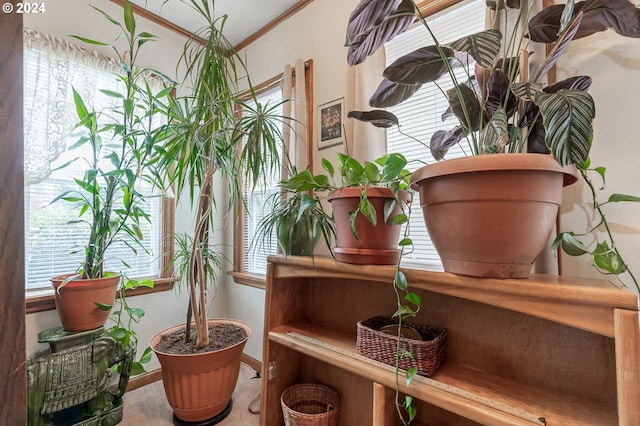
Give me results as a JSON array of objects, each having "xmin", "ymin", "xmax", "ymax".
[{"xmin": 27, "ymin": 327, "xmax": 135, "ymax": 426}]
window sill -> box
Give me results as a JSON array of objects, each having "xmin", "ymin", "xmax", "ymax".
[
  {"xmin": 229, "ymin": 271, "xmax": 266, "ymax": 290},
  {"xmin": 26, "ymin": 277, "xmax": 176, "ymax": 314}
]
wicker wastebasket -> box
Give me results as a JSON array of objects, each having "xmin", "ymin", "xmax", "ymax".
[{"xmin": 280, "ymin": 383, "xmax": 339, "ymax": 426}]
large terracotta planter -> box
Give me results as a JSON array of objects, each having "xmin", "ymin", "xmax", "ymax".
[
  {"xmin": 410, "ymin": 153, "xmax": 577, "ymax": 278},
  {"xmin": 328, "ymin": 187, "xmax": 411, "ymax": 265},
  {"xmin": 150, "ymin": 319, "xmax": 251, "ymax": 423},
  {"xmin": 51, "ymin": 274, "xmax": 120, "ymax": 332}
]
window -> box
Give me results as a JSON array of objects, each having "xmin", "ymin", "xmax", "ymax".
[
  {"xmin": 23, "ymin": 29, "xmax": 174, "ymax": 302},
  {"xmin": 234, "ymin": 85, "xmax": 284, "ymax": 282},
  {"xmin": 386, "ymin": 0, "xmax": 486, "ymax": 270},
  {"xmin": 232, "ymin": 62, "xmax": 313, "ymax": 286}
]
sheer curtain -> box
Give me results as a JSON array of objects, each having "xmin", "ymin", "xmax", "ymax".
[
  {"xmin": 23, "ymin": 28, "xmax": 124, "ymax": 185},
  {"xmin": 281, "ymin": 59, "xmax": 309, "ymax": 174}
]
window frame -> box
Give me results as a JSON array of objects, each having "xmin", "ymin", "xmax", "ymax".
[{"xmin": 231, "ymin": 61, "xmax": 314, "ymax": 288}]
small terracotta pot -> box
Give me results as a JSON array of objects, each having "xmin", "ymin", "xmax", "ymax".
[
  {"xmin": 150, "ymin": 319, "xmax": 251, "ymax": 423},
  {"xmin": 328, "ymin": 187, "xmax": 411, "ymax": 265},
  {"xmin": 410, "ymin": 153, "xmax": 577, "ymax": 278},
  {"xmin": 51, "ymin": 274, "xmax": 120, "ymax": 332}
]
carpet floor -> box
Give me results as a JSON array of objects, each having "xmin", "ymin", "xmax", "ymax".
[{"xmin": 121, "ymin": 363, "xmax": 262, "ymax": 425}]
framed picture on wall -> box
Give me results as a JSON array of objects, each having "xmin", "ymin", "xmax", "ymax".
[{"xmin": 317, "ymin": 97, "xmax": 344, "ymax": 150}]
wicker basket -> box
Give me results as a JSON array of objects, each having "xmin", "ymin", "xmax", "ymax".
[
  {"xmin": 356, "ymin": 316, "xmax": 447, "ymax": 377},
  {"xmin": 281, "ymin": 383, "xmax": 339, "ymax": 426}
]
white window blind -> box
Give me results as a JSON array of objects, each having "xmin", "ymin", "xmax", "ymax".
[
  {"xmin": 24, "ymin": 34, "xmax": 163, "ymax": 291},
  {"xmin": 243, "ymin": 86, "xmax": 283, "ymax": 275},
  {"xmin": 386, "ymin": 0, "xmax": 486, "ymax": 270}
]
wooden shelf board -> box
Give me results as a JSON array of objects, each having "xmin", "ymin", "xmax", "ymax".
[
  {"xmin": 269, "ymin": 322, "xmax": 618, "ymax": 426},
  {"xmin": 267, "ymin": 255, "xmax": 639, "ymax": 337}
]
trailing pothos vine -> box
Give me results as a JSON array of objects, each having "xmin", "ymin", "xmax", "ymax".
[
  {"xmin": 390, "ymin": 194, "xmax": 422, "ymax": 425},
  {"xmin": 553, "ymin": 160, "xmax": 640, "ymax": 293}
]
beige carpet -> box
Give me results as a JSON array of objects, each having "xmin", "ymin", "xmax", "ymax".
[{"xmin": 121, "ymin": 363, "xmax": 261, "ymax": 425}]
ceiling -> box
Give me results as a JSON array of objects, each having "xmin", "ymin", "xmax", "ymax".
[{"xmin": 128, "ymin": 0, "xmax": 306, "ymax": 48}]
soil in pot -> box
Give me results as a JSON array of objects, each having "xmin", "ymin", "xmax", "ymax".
[{"xmin": 154, "ymin": 323, "xmax": 248, "ymax": 355}]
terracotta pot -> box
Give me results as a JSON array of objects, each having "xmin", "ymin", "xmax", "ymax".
[
  {"xmin": 328, "ymin": 187, "xmax": 411, "ymax": 265},
  {"xmin": 51, "ymin": 274, "xmax": 120, "ymax": 332},
  {"xmin": 150, "ymin": 319, "xmax": 251, "ymax": 423},
  {"xmin": 410, "ymin": 153, "xmax": 577, "ymax": 278}
]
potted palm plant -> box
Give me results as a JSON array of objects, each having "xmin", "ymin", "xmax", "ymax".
[
  {"xmin": 148, "ymin": 0, "xmax": 289, "ymax": 422},
  {"xmin": 346, "ymin": 0, "xmax": 640, "ymax": 282},
  {"xmin": 51, "ymin": 0, "xmax": 171, "ymax": 352},
  {"xmin": 281, "ymin": 152, "xmax": 412, "ymax": 264}
]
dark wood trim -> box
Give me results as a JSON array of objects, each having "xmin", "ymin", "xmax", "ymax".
[
  {"xmin": 542, "ymin": 0, "xmax": 556, "ymax": 85},
  {"xmin": 0, "ymin": 3, "xmax": 26, "ymax": 423},
  {"xmin": 416, "ymin": 0, "xmax": 462, "ymax": 18},
  {"xmin": 26, "ymin": 279, "xmax": 176, "ymax": 314},
  {"xmin": 234, "ymin": 0, "xmax": 315, "ymax": 52},
  {"xmin": 110, "ymin": 0, "xmax": 207, "ymax": 45},
  {"xmin": 305, "ymin": 60, "xmax": 314, "ymax": 172}
]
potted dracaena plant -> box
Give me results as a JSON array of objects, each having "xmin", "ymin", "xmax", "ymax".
[
  {"xmin": 346, "ymin": 0, "xmax": 640, "ymax": 288},
  {"xmin": 148, "ymin": 0, "xmax": 290, "ymax": 423},
  {"xmin": 50, "ymin": 0, "xmax": 173, "ymax": 375}
]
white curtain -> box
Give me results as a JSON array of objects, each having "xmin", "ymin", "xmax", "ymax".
[
  {"xmin": 281, "ymin": 59, "xmax": 309, "ymax": 174},
  {"xmin": 23, "ymin": 28, "xmax": 122, "ymax": 185},
  {"xmin": 346, "ymin": 48, "xmax": 387, "ymax": 162},
  {"xmin": 23, "ymin": 28, "xmax": 165, "ymax": 185}
]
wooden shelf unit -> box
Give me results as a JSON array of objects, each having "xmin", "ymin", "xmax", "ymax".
[{"xmin": 260, "ymin": 255, "xmax": 640, "ymax": 426}]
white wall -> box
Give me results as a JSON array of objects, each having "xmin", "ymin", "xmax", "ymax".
[{"xmin": 557, "ymin": 31, "xmax": 640, "ymax": 293}]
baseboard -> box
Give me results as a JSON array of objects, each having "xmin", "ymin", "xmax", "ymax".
[
  {"xmin": 241, "ymin": 353, "xmax": 262, "ymax": 374},
  {"xmin": 125, "ymin": 352, "xmax": 263, "ymax": 392},
  {"xmin": 126, "ymin": 368, "xmax": 163, "ymax": 392}
]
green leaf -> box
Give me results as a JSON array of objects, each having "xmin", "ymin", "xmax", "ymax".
[
  {"xmin": 394, "ymin": 270, "xmax": 408, "ymax": 291},
  {"xmin": 399, "ymin": 237, "xmax": 412, "ymax": 247},
  {"xmin": 321, "ymin": 158, "xmax": 335, "ymax": 177},
  {"xmin": 139, "ymin": 278, "xmax": 155, "ymax": 288},
  {"xmin": 94, "ymin": 302, "xmax": 112, "ymax": 311},
  {"xmin": 349, "ymin": 210, "xmax": 360, "ymax": 241},
  {"xmin": 72, "ymin": 88, "xmax": 89, "ymax": 122},
  {"xmin": 448, "ymin": 29, "xmax": 502, "ymax": 69},
  {"xmin": 99, "ymin": 89, "xmax": 124, "ymax": 98},
  {"xmin": 364, "ymin": 161, "xmax": 380, "ymax": 183},
  {"xmin": 405, "ymin": 292, "xmax": 422, "ymax": 306},
  {"xmin": 593, "ymin": 241, "xmax": 626, "ymax": 275},
  {"xmin": 536, "ymin": 90, "xmax": 595, "ymax": 166},
  {"xmin": 70, "ymin": 35, "xmax": 109, "ymax": 46},
  {"xmin": 138, "ymin": 346, "xmax": 153, "ymax": 364},
  {"xmin": 128, "ymin": 307, "xmax": 145, "ymax": 321},
  {"xmin": 297, "ymin": 194, "xmax": 319, "ymax": 223},
  {"xmin": 380, "ymin": 153, "xmax": 408, "ymax": 181},
  {"xmin": 608, "ymin": 193, "xmax": 640, "ymax": 203},
  {"xmin": 553, "ymin": 232, "xmax": 589, "ymax": 256},
  {"xmin": 359, "ymin": 193, "xmax": 377, "ymax": 226},
  {"xmin": 405, "ymin": 368, "xmax": 417, "ymax": 387},
  {"xmin": 386, "ymin": 213, "xmax": 408, "ymax": 226},
  {"xmin": 129, "ymin": 362, "xmax": 146, "ymax": 376},
  {"xmin": 123, "ymin": 0, "xmax": 136, "ymax": 34}
]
